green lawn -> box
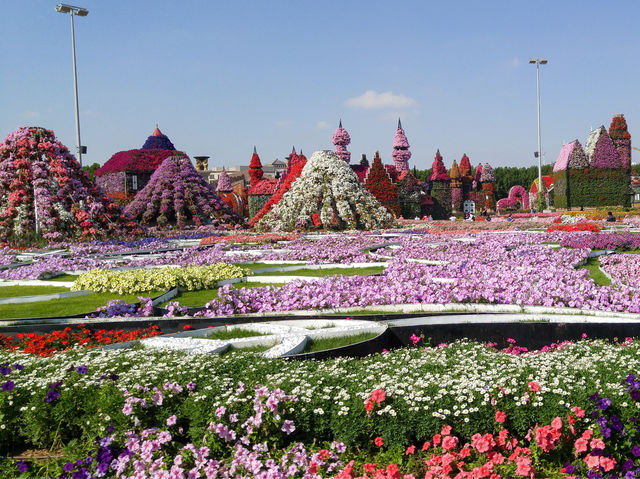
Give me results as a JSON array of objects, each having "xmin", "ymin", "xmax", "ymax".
[
  {"xmin": 0, "ymin": 291, "xmax": 163, "ymax": 319},
  {"xmin": 623, "ymin": 250, "xmax": 640, "ymax": 254},
  {"xmin": 159, "ymin": 282, "xmax": 286, "ymax": 308},
  {"xmin": 257, "ymin": 266, "xmax": 384, "ymax": 277},
  {"xmin": 0, "ymin": 285, "xmax": 70, "ymax": 298},
  {"xmin": 580, "ymin": 257, "xmax": 612, "ymax": 286},
  {"xmin": 302, "ymin": 332, "xmax": 379, "ymax": 353},
  {"xmin": 46, "ymin": 273, "xmax": 81, "ymax": 282}
]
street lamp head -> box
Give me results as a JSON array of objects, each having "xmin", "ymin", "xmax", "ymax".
[
  {"xmin": 529, "ymin": 58, "xmax": 548, "ymax": 65},
  {"xmin": 529, "ymin": 59, "xmax": 536, "ymax": 64},
  {"xmin": 55, "ymin": 4, "xmax": 89, "ymax": 16},
  {"xmin": 540, "ymin": 59, "xmax": 548, "ymax": 64}
]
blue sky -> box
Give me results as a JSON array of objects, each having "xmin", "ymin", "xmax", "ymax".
[{"xmin": 2, "ymin": 1, "xmax": 639, "ymax": 170}]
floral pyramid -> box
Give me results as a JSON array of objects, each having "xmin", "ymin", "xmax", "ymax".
[
  {"xmin": 585, "ymin": 126, "xmax": 621, "ymax": 169},
  {"xmin": 124, "ymin": 156, "xmax": 236, "ymax": 227},
  {"xmin": 364, "ymin": 152, "xmax": 400, "ymax": 216},
  {"xmin": 254, "ymin": 150, "xmax": 395, "ymax": 231},
  {"xmin": 391, "ymin": 118, "xmax": 411, "ymax": 173},
  {"xmin": 0, "ymin": 126, "xmax": 132, "ymax": 240},
  {"xmin": 331, "ymin": 120, "xmax": 351, "ymax": 163}
]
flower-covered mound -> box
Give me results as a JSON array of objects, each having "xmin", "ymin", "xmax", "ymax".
[
  {"xmin": 124, "ymin": 156, "xmax": 237, "ymax": 228},
  {"xmin": 72, "ymin": 263, "xmax": 249, "ymax": 294},
  {"xmin": 0, "ymin": 126, "xmax": 134, "ymax": 241},
  {"xmin": 254, "ymin": 150, "xmax": 395, "ymax": 231}
]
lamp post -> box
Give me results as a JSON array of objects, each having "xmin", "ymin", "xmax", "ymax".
[
  {"xmin": 55, "ymin": 4, "xmax": 88, "ymax": 166},
  {"xmin": 529, "ymin": 58, "xmax": 547, "ymax": 209}
]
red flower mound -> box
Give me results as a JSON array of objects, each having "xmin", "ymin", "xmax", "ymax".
[
  {"xmin": 96, "ymin": 149, "xmax": 188, "ymax": 176},
  {"xmin": 249, "ymin": 159, "xmax": 307, "ymax": 227},
  {"xmin": 430, "ymin": 150, "xmax": 450, "ymax": 181},
  {"xmin": 200, "ymin": 233, "xmax": 300, "ymax": 245},
  {"xmin": 609, "ymin": 114, "xmax": 631, "ymax": 140},
  {"xmin": 545, "ymin": 222, "xmax": 603, "ymax": 232},
  {"xmin": 365, "ymin": 152, "xmax": 400, "ymax": 216},
  {"xmin": 0, "ymin": 325, "xmax": 161, "ymax": 357}
]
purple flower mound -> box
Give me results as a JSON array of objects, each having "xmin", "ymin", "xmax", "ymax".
[
  {"xmin": 479, "ymin": 163, "xmax": 495, "ymax": 183},
  {"xmin": 124, "ymin": 156, "xmax": 238, "ymax": 228},
  {"xmin": 215, "ymin": 170, "xmax": 233, "ymax": 192},
  {"xmin": 588, "ymin": 127, "xmax": 622, "ymax": 169},
  {"xmin": 141, "ymin": 129, "xmax": 176, "ymax": 151}
]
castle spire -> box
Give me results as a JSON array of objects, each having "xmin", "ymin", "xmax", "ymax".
[{"xmin": 392, "ymin": 120, "xmax": 411, "ymax": 173}]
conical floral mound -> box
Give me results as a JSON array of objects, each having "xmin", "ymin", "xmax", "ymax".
[
  {"xmin": 0, "ymin": 126, "xmax": 130, "ymax": 241},
  {"xmin": 125, "ymin": 156, "xmax": 237, "ymax": 228},
  {"xmin": 254, "ymin": 150, "xmax": 395, "ymax": 232}
]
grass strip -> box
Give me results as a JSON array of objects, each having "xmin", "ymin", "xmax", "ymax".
[
  {"xmin": 159, "ymin": 282, "xmax": 286, "ymax": 308},
  {"xmin": 580, "ymin": 257, "xmax": 612, "ymax": 286},
  {"xmin": 0, "ymin": 285, "xmax": 70, "ymax": 298},
  {"xmin": 0, "ymin": 291, "xmax": 163, "ymax": 319},
  {"xmin": 258, "ymin": 266, "xmax": 384, "ymax": 277},
  {"xmin": 303, "ymin": 332, "xmax": 379, "ymax": 353},
  {"xmin": 46, "ymin": 274, "xmax": 81, "ymax": 282}
]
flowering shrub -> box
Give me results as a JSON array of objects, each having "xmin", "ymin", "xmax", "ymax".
[
  {"xmin": 559, "ymin": 232, "xmax": 640, "ymax": 250},
  {"xmin": 0, "ymin": 127, "xmax": 132, "ymax": 240},
  {"xmin": 96, "ymin": 149, "xmax": 188, "ymax": 176},
  {"xmin": 200, "ymin": 233, "xmax": 299, "ymax": 245},
  {"xmin": 215, "ymin": 170, "xmax": 233, "ymax": 192},
  {"xmin": 479, "ymin": 163, "xmax": 495, "ymax": 183},
  {"xmin": 0, "ymin": 324, "xmax": 160, "ymax": 356},
  {"xmin": 72, "ymin": 263, "xmax": 249, "ymax": 294},
  {"xmin": 124, "ymin": 156, "xmax": 237, "ymax": 228},
  {"xmin": 254, "ymin": 151, "xmax": 395, "ymax": 231}
]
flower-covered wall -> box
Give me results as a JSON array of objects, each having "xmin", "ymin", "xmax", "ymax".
[{"xmin": 364, "ymin": 152, "xmax": 400, "ymax": 217}]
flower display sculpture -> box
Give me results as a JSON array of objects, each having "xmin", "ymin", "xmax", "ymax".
[
  {"xmin": 609, "ymin": 114, "xmax": 631, "ymax": 170},
  {"xmin": 497, "ymin": 185, "xmax": 529, "ymax": 211},
  {"xmin": 215, "ymin": 170, "xmax": 233, "ymax": 192},
  {"xmin": 124, "ymin": 156, "xmax": 236, "ymax": 227},
  {"xmin": 459, "ymin": 153, "xmax": 472, "ymax": 181},
  {"xmin": 248, "ymin": 146, "xmax": 264, "ymax": 186},
  {"xmin": 254, "ymin": 150, "xmax": 395, "ymax": 231},
  {"xmin": 430, "ymin": 150, "xmax": 450, "ymax": 181},
  {"xmin": 331, "ymin": 120, "xmax": 351, "ymax": 163},
  {"xmin": 586, "ymin": 126, "xmax": 622, "ymax": 169},
  {"xmin": 479, "ymin": 163, "xmax": 495, "ymax": 183},
  {"xmin": 141, "ymin": 126, "xmax": 176, "ymax": 151},
  {"xmin": 391, "ymin": 118, "xmax": 411, "ymax": 173},
  {"xmin": 0, "ymin": 126, "xmax": 131, "ymax": 240},
  {"xmin": 365, "ymin": 152, "xmax": 400, "ymax": 216}
]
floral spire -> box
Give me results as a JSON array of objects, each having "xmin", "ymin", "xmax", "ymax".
[
  {"xmin": 430, "ymin": 150, "xmax": 450, "ymax": 181},
  {"xmin": 391, "ymin": 118, "xmax": 411, "ymax": 173},
  {"xmin": 609, "ymin": 114, "xmax": 631, "ymax": 170},
  {"xmin": 331, "ymin": 120, "xmax": 351, "ymax": 163},
  {"xmin": 216, "ymin": 169, "xmax": 233, "ymax": 192},
  {"xmin": 248, "ymin": 147, "xmax": 263, "ymax": 186},
  {"xmin": 459, "ymin": 154, "xmax": 472, "ymax": 179}
]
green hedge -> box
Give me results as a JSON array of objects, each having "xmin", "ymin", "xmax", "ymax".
[
  {"xmin": 430, "ymin": 182, "xmax": 452, "ymax": 219},
  {"xmin": 554, "ymin": 168, "xmax": 630, "ymax": 208}
]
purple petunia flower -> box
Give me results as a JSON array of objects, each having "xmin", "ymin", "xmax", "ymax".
[
  {"xmin": 17, "ymin": 461, "xmax": 29, "ymax": 473},
  {"xmin": 2, "ymin": 381, "xmax": 14, "ymax": 391},
  {"xmin": 633, "ymin": 445, "xmax": 640, "ymax": 457},
  {"xmin": 597, "ymin": 397, "xmax": 612, "ymax": 410},
  {"xmin": 76, "ymin": 366, "xmax": 87, "ymax": 374}
]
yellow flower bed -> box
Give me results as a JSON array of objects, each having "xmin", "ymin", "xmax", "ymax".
[{"xmin": 71, "ymin": 263, "xmax": 249, "ymax": 294}]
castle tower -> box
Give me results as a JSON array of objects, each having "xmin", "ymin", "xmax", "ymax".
[{"xmin": 331, "ymin": 120, "xmax": 351, "ymax": 163}]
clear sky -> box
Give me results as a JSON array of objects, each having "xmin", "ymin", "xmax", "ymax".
[{"xmin": 2, "ymin": 1, "xmax": 639, "ymax": 171}]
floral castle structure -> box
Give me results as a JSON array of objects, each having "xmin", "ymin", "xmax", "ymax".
[
  {"xmin": 552, "ymin": 114, "xmax": 632, "ymax": 209},
  {"xmin": 96, "ymin": 127, "xmax": 188, "ymax": 204}
]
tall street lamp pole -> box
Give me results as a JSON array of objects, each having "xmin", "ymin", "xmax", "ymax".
[
  {"xmin": 56, "ymin": 4, "xmax": 88, "ymax": 166},
  {"xmin": 529, "ymin": 58, "xmax": 547, "ymax": 209}
]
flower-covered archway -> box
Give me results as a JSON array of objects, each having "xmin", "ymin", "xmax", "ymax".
[
  {"xmin": 0, "ymin": 126, "xmax": 132, "ymax": 241},
  {"xmin": 497, "ymin": 185, "xmax": 529, "ymax": 211}
]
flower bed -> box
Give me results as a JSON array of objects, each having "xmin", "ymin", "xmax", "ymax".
[
  {"xmin": 2, "ymin": 339, "xmax": 640, "ymax": 476},
  {"xmin": 545, "ymin": 222, "xmax": 603, "ymax": 232},
  {"xmin": 199, "ymin": 233, "xmax": 300, "ymax": 245},
  {"xmin": 600, "ymin": 254, "xmax": 640, "ymax": 290},
  {"xmin": 0, "ymin": 324, "xmax": 160, "ymax": 357},
  {"xmin": 72, "ymin": 263, "xmax": 249, "ymax": 294}
]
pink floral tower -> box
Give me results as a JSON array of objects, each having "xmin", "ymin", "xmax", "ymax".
[
  {"xmin": 332, "ymin": 120, "xmax": 351, "ymax": 163},
  {"xmin": 429, "ymin": 150, "xmax": 452, "ymax": 219},
  {"xmin": 392, "ymin": 118, "xmax": 411, "ymax": 173},
  {"xmin": 216, "ymin": 169, "xmax": 233, "ymax": 193}
]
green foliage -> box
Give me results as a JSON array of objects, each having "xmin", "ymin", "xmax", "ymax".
[
  {"xmin": 493, "ymin": 165, "xmax": 553, "ymax": 201},
  {"xmin": 303, "ymin": 332, "xmax": 378, "ymax": 352},
  {"xmin": 82, "ymin": 163, "xmax": 101, "ymax": 182},
  {"xmin": 556, "ymin": 168, "xmax": 631, "ymax": 208},
  {"xmin": 430, "ymin": 182, "xmax": 452, "ymax": 219},
  {"xmin": 632, "ymin": 164, "xmax": 640, "ymax": 176},
  {"xmin": 413, "ymin": 169, "xmax": 432, "ymax": 183}
]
